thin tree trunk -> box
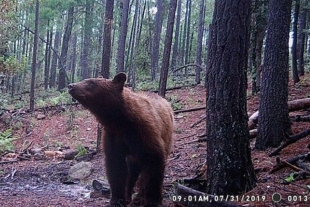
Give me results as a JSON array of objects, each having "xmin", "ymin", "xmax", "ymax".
[
  {"xmin": 297, "ymin": 5, "xmax": 307, "ymax": 76},
  {"xmin": 151, "ymin": 0, "xmax": 164, "ymax": 81},
  {"xmin": 101, "ymin": 0, "xmax": 114, "ymax": 78},
  {"xmin": 195, "ymin": 0, "xmax": 205, "ymax": 84},
  {"xmin": 71, "ymin": 33, "xmax": 77, "ymax": 82},
  {"xmin": 44, "ymin": 20, "xmax": 50, "ymax": 90},
  {"xmin": 291, "ymin": 0, "xmax": 300, "ymax": 83},
  {"xmin": 127, "ymin": 0, "xmax": 140, "ymax": 87},
  {"xmin": 49, "ymin": 29, "xmax": 61, "ymax": 88},
  {"xmin": 184, "ymin": 0, "xmax": 192, "ymax": 68},
  {"xmin": 81, "ymin": 0, "xmax": 94, "ymax": 79},
  {"xmin": 58, "ymin": 6, "xmax": 74, "ymax": 90},
  {"xmin": 158, "ymin": 0, "xmax": 177, "ymax": 98},
  {"xmin": 171, "ymin": 0, "xmax": 181, "ymax": 71},
  {"xmin": 30, "ymin": 0, "xmax": 39, "ymax": 111},
  {"xmin": 116, "ymin": 0, "xmax": 130, "ymax": 73}
]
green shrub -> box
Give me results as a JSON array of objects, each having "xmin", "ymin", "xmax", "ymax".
[{"xmin": 0, "ymin": 129, "xmax": 18, "ymax": 153}]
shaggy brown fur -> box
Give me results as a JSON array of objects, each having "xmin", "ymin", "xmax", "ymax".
[{"xmin": 68, "ymin": 73, "xmax": 174, "ymax": 207}]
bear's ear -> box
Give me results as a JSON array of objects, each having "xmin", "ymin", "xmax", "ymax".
[{"xmin": 112, "ymin": 72, "xmax": 127, "ymax": 91}]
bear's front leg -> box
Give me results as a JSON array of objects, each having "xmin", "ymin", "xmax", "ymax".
[{"xmin": 105, "ymin": 141, "xmax": 128, "ymax": 206}]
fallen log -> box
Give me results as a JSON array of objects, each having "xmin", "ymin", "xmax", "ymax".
[
  {"xmin": 291, "ymin": 115, "xmax": 310, "ymax": 122},
  {"xmin": 248, "ymin": 98, "xmax": 310, "ymax": 130},
  {"xmin": 174, "ymin": 106, "xmax": 206, "ymax": 114},
  {"xmin": 269, "ymin": 128, "xmax": 310, "ymax": 156},
  {"xmin": 270, "ymin": 153, "xmax": 310, "ymax": 173}
]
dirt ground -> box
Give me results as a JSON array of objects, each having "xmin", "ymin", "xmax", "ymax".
[{"xmin": 1, "ymin": 74, "xmax": 310, "ymax": 207}]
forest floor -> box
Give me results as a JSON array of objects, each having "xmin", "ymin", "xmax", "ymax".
[{"xmin": 1, "ymin": 74, "xmax": 310, "ymax": 207}]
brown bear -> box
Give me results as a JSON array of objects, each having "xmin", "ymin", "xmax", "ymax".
[{"xmin": 68, "ymin": 73, "xmax": 174, "ymax": 207}]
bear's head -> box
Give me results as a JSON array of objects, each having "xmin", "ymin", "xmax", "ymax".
[{"xmin": 68, "ymin": 73, "xmax": 127, "ymax": 119}]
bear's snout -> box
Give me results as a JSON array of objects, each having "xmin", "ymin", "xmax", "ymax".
[{"xmin": 68, "ymin": 83, "xmax": 75, "ymax": 90}]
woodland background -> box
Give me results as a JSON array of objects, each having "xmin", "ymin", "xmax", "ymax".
[{"xmin": 1, "ymin": 0, "xmax": 310, "ymax": 206}]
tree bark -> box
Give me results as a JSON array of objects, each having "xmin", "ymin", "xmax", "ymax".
[
  {"xmin": 151, "ymin": 0, "xmax": 164, "ymax": 81},
  {"xmin": 44, "ymin": 20, "xmax": 51, "ymax": 90},
  {"xmin": 250, "ymin": 0, "xmax": 268, "ymax": 94},
  {"xmin": 195, "ymin": 0, "xmax": 205, "ymax": 84},
  {"xmin": 101, "ymin": 0, "xmax": 114, "ymax": 78},
  {"xmin": 297, "ymin": 5, "xmax": 307, "ymax": 76},
  {"xmin": 291, "ymin": 0, "xmax": 300, "ymax": 83},
  {"xmin": 30, "ymin": 0, "xmax": 39, "ymax": 111},
  {"xmin": 158, "ymin": 0, "xmax": 177, "ymax": 98},
  {"xmin": 116, "ymin": 0, "xmax": 130, "ymax": 73},
  {"xmin": 49, "ymin": 29, "xmax": 61, "ymax": 88},
  {"xmin": 58, "ymin": 6, "xmax": 74, "ymax": 90},
  {"xmin": 81, "ymin": 0, "xmax": 94, "ymax": 79},
  {"xmin": 171, "ymin": 0, "xmax": 181, "ymax": 71},
  {"xmin": 255, "ymin": 0, "xmax": 292, "ymax": 150},
  {"xmin": 206, "ymin": 0, "xmax": 256, "ymax": 195}
]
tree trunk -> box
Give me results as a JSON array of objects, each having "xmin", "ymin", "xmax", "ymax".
[
  {"xmin": 255, "ymin": 0, "xmax": 292, "ymax": 150},
  {"xmin": 30, "ymin": 0, "xmax": 39, "ymax": 111},
  {"xmin": 49, "ymin": 28, "xmax": 61, "ymax": 88},
  {"xmin": 184, "ymin": 0, "xmax": 192, "ymax": 67},
  {"xmin": 127, "ymin": 0, "xmax": 141, "ymax": 88},
  {"xmin": 158, "ymin": 0, "xmax": 177, "ymax": 98},
  {"xmin": 171, "ymin": 0, "xmax": 181, "ymax": 72},
  {"xmin": 58, "ymin": 6, "xmax": 74, "ymax": 90},
  {"xmin": 250, "ymin": 0, "xmax": 268, "ymax": 94},
  {"xmin": 297, "ymin": 5, "xmax": 307, "ymax": 76},
  {"xmin": 291, "ymin": 0, "xmax": 300, "ymax": 83},
  {"xmin": 151, "ymin": 0, "xmax": 164, "ymax": 81},
  {"xmin": 101, "ymin": 0, "xmax": 114, "ymax": 78},
  {"xmin": 116, "ymin": 0, "xmax": 130, "ymax": 73},
  {"xmin": 206, "ymin": 0, "xmax": 256, "ymax": 195},
  {"xmin": 44, "ymin": 20, "xmax": 51, "ymax": 90},
  {"xmin": 71, "ymin": 33, "xmax": 77, "ymax": 83},
  {"xmin": 195, "ymin": 0, "xmax": 205, "ymax": 84},
  {"xmin": 81, "ymin": 0, "xmax": 94, "ymax": 79}
]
